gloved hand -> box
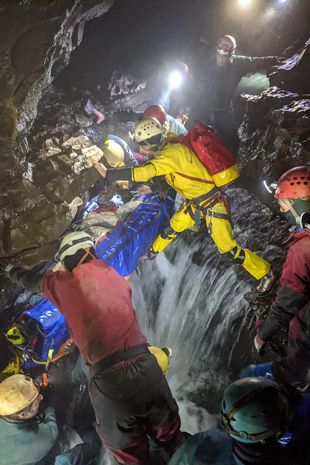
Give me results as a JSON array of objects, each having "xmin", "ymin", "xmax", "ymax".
[
  {"xmin": 147, "ymin": 249, "xmax": 158, "ymax": 261},
  {"xmin": 135, "ymin": 185, "xmax": 153, "ymax": 196},
  {"xmin": 140, "ymin": 249, "xmax": 158, "ymax": 261},
  {"xmin": 93, "ymin": 161, "xmax": 107, "ymax": 178},
  {"xmin": 254, "ymin": 335, "xmax": 267, "ymax": 355}
]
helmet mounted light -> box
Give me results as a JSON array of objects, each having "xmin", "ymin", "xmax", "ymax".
[
  {"xmin": 263, "ymin": 180, "xmax": 277, "ymax": 194},
  {"xmin": 168, "ymin": 70, "xmax": 183, "ymax": 90}
]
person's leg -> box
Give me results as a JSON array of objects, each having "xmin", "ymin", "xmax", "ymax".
[
  {"xmin": 205, "ymin": 202, "xmax": 270, "ymax": 280},
  {"xmin": 141, "ymin": 355, "xmax": 186, "ymax": 457},
  {"xmin": 152, "ymin": 204, "xmax": 195, "ymax": 253},
  {"xmin": 89, "ymin": 370, "xmax": 154, "ymax": 465}
]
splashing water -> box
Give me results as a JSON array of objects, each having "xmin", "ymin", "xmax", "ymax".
[
  {"xmin": 130, "ymin": 187, "xmax": 288, "ymax": 434},
  {"xmin": 130, "ymin": 233, "xmax": 252, "ymax": 434}
]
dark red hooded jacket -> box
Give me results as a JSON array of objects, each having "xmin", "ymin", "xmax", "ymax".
[
  {"xmin": 41, "ymin": 259, "xmax": 146, "ymax": 366},
  {"xmin": 258, "ymin": 231, "xmax": 310, "ymax": 344}
]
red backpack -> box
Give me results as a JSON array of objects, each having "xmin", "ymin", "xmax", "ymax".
[{"xmin": 171, "ymin": 122, "xmax": 239, "ymax": 187}]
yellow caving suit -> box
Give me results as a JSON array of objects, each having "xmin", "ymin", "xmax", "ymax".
[{"xmin": 131, "ymin": 142, "xmax": 270, "ymax": 280}]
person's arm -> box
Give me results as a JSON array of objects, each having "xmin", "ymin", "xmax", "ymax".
[
  {"xmin": 257, "ymin": 243, "xmax": 309, "ymax": 342},
  {"xmin": 91, "ymin": 145, "xmax": 177, "ymax": 192},
  {"xmin": 132, "ymin": 145, "xmax": 178, "ymax": 183},
  {"xmin": 24, "ymin": 406, "xmax": 58, "ymax": 463},
  {"xmin": 4, "ymin": 264, "xmax": 41, "ymax": 293},
  {"xmin": 233, "ymin": 54, "xmax": 278, "ymax": 75}
]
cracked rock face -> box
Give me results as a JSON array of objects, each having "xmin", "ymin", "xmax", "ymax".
[
  {"xmin": 0, "ymin": 0, "xmax": 114, "ymax": 265},
  {"xmin": 1, "ymin": 134, "xmax": 103, "ymax": 266}
]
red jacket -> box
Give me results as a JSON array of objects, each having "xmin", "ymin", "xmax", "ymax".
[
  {"xmin": 258, "ymin": 230, "xmax": 310, "ymax": 343},
  {"xmin": 41, "ymin": 259, "xmax": 146, "ymax": 365}
]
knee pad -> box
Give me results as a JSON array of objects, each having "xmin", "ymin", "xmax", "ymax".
[
  {"xmin": 161, "ymin": 226, "xmax": 177, "ymax": 241},
  {"xmin": 223, "ymin": 246, "xmax": 245, "ymax": 265}
]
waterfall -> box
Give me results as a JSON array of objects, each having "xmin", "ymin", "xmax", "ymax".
[{"xmin": 130, "ymin": 187, "xmax": 287, "ymax": 433}]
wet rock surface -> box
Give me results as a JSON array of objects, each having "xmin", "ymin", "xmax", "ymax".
[
  {"xmin": 0, "ymin": 134, "xmax": 103, "ymax": 265},
  {"xmin": 0, "ymin": 0, "xmax": 114, "ymax": 141},
  {"xmin": 238, "ymin": 39, "xmax": 310, "ymax": 193}
]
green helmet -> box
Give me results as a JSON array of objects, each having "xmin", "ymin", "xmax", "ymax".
[{"xmin": 221, "ymin": 377, "xmax": 291, "ymax": 444}]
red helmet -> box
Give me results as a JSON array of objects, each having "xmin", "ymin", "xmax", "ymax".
[
  {"xmin": 143, "ymin": 105, "xmax": 167, "ymax": 126},
  {"xmin": 275, "ymin": 166, "xmax": 310, "ymax": 199}
]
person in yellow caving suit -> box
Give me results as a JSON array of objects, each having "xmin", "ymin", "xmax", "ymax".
[{"xmin": 93, "ymin": 117, "xmax": 274, "ymax": 294}]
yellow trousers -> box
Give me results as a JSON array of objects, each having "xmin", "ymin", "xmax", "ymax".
[{"xmin": 152, "ymin": 201, "xmax": 270, "ymax": 280}]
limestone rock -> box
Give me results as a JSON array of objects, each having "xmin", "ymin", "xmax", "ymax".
[
  {"xmin": 0, "ymin": 0, "xmax": 114, "ymax": 142},
  {"xmin": 0, "ymin": 134, "xmax": 103, "ymax": 262}
]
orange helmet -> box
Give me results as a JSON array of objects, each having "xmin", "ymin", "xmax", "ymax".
[
  {"xmin": 143, "ymin": 105, "xmax": 167, "ymax": 126},
  {"xmin": 275, "ymin": 166, "xmax": 310, "ymax": 199}
]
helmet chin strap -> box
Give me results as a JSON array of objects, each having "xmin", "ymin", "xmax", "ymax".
[
  {"xmin": 283, "ymin": 199, "xmax": 301, "ymax": 226},
  {"xmin": 63, "ymin": 248, "xmax": 96, "ymax": 272}
]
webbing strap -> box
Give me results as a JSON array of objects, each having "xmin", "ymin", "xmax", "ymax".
[
  {"xmin": 175, "ymin": 172, "xmax": 214, "ymax": 184},
  {"xmin": 208, "ymin": 212, "xmax": 230, "ymax": 220},
  {"xmin": 90, "ymin": 344, "xmax": 149, "ymax": 376}
]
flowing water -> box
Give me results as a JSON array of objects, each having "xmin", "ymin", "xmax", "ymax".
[{"xmin": 130, "ymin": 187, "xmax": 287, "ymax": 434}]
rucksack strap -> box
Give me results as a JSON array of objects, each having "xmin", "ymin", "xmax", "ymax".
[
  {"xmin": 175, "ymin": 172, "xmax": 214, "ymax": 184},
  {"xmin": 185, "ymin": 189, "xmax": 231, "ymax": 225}
]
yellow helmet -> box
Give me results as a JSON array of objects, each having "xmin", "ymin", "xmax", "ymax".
[
  {"xmin": 0, "ymin": 374, "xmax": 39, "ymax": 416},
  {"xmin": 5, "ymin": 326, "xmax": 25, "ymax": 346},
  {"xmin": 149, "ymin": 346, "xmax": 172, "ymax": 375},
  {"xmin": 103, "ymin": 138, "xmax": 125, "ymax": 167}
]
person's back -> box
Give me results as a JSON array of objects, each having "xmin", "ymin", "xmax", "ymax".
[
  {"xmin": 168, "ymin": 428, "xmax": 235, "ymax": 465},
  {"xmin": 168, "ymin": 378, "xmax": 309, "ymax": 465},
  {"xmin": 132, "ymin": 141, "xmax": 215, "ymax": 200},
  {"xmin": 42, "ymin": 259, "xmax": 146, "ymax": 366},
  {"xmin": 0, "ymin": 406, "xmax": 57, "ymax": 465},
  {"xmin": 0, "ymin": 375, "xmax": 58, "ymax": 465}
]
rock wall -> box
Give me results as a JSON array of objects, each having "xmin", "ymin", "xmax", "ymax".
[
  {"xmin": 1, "ymin": 135, "xmax": 103, "ymax": 265},
  {"xmin": 0, "ymin": 0, "xmax": 114, "ymax": 265},
  {"xmin": 238, "ymin": 39, "xmax": 310, "ymax": 200},
  {"xmin": 0, "ymin": 0, "xmax": 114, "ymax": 141}
]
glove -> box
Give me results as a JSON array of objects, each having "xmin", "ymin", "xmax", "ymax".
[
  {"xmin": 147, "ymin": 249, "xmax": 158, "ymax": 261},
  {"xmin": 93, "ymin": 161, "xmax": 107, "ymax": 178},
  {"xmin": 254, "ymin": 335, "xmax": 267, "ymax": 355},
  {"xmin": 140, "ymin": 249, "xmax": 158, "ymax": 261}
]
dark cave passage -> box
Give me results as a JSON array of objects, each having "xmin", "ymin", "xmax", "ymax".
[{"xmin": 0, "ymin": 1, "xmax": 309, "ymax": 464}]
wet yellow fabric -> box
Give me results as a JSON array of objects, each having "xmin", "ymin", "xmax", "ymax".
[
  {"xmin": 132, "ymin": 141, "xmax": 269, "ymax": 280},
  {"xmin": 212, "ymin": 163, "xmax": 239, "ymax": 187},
  {"xmin": 153, "ymin": 201, "xmax": 270, "ymax": 280},
  {"xmin": 132, "ymin": 143, "xmax": 215, "ymax": 199}
]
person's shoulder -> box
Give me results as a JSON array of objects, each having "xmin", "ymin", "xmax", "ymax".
[{"xmin": 293, "ymin": 231, "xmax": 310, "ymax": 256}]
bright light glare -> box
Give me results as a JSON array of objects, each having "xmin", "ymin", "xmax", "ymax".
[
  {"xmin": 263, "ymin": 180, "xmax": 277, "ymax": 193},
  {"xmin": 279, "ymin": 0, "xmax": 288, "ymax": 3},
  {"xmin": 263, "ymin": 180, "xmax": 273, "ymax": 193},
  {"xmin": 168, "ymin": 71, "xmax": 183, "ymax": 90},
  {"xmin": 238, "ymin": 0, "xmax": 252, "ymax": 7}
]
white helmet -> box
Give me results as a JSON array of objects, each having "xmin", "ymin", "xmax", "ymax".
[
  {"xmin": 134, "ymin": 118, "xmax": 164, "ymax": 144},
  {"xmin": 217, "ymin": 35, "xmax": 237, "ymax": 55},
  {"xmin": 58, "ymin": 231, "xmax": 94, "ymax": 262},
  {"xmin": 103, "ymin": 138, "xmax": 125, "ymax": 167}
]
